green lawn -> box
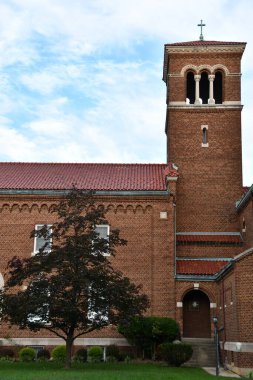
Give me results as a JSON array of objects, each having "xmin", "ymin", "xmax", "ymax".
[{"xmin": 0, "ymin": 362, "xmax": 245, "ymax": 380}]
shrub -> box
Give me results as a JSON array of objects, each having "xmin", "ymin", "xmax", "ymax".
[
  {"xmin": 88, "ymin": 346, "xmax": 103, "ymax": 362},
  {"xmin": 19, "ymin": 347, "xmax": 36, "ymax": 362},
  {"xmin": 106, "ymin": 345, "xmax": 120, "ymax": 361},
  {"xmin": 74, "ymin": 348, "xmax": 87, "ymax": 363},
  {"xmin": 0, "ymin": 348, "xmax": 15, "ymax": 359},
  {"xmin": 158, "ymin": 342, "xmax": 193, "ymax": 367},
  {"xmin": 51, "ymin": 345, "xmax": 66, "ymax": 362},
  {"xmin": 37, "ymin": 348, "xmax": 51, "ymax": 361},
  {"xmin": 118, "ymin": 316, "xmax": 180, "ymax": 359}
]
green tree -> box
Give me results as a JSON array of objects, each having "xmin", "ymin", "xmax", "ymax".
[
  {"xmin": 0, "ymin": 189, "xmax": 149, "ymax": 368},
  {"xmin": 118, "ymin": 316, "xmax": 179, "ymax": 359}
]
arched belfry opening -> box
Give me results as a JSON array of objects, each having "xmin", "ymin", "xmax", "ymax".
[
  {"xmin": 214, "ymin": 71, "xmax": 223, "ymax": 104},
  {"xmin": 186, "ymin": 71, "xmax": 195, "ymax": 104},
  {"xmin": 199, "ymin": 72, "xmax": 209, "ymax": 104},
  {"xmin": 183, "ymin": 289, "xmax": 211, "ymax": 338}
]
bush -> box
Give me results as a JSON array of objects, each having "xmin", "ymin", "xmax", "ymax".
[
  {"xmin": 158, "ymin": 342, "xmax": 193, "ymax": 367},
  {"xmin": 37, "ymin": 348, "xmax": 51, "ymax": 361},
  {"xmin": 88, "ymin": 346, "xmax": 103, "ymax": 362},
  {"xmin": 74, "ymin": 348, "xmax": 87, "ymax": 363},
  {"xmin": 51, "ymin": 345, "xmax": 66, "ymax": 362},
  {"xmin": 106, "ymin": 345, "xmax": 120, "ymax": 361},
  {"xmin": 19, "ymin": 347, "xmax": 36, "ymax": 362},
  {"xmin": 0, "ymin": 348, "xmax": 15, "ymax": 359},
  {"xmin": 118, "ymin": 316, "xmax": 180, "ymax": 359}
]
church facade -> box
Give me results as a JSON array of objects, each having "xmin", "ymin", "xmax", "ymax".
[{"xmin": 0, "ymin": 38, "xmax": 253, "ymax": 375}]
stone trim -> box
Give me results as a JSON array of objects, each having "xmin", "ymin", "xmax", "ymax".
[
  {"xmin": 224, "ymin": 341, "xmax": 253, "ymax": 353},
  {"xmin": 180, "ymin": 64, "xmax": 230, "ymax": 76},
  {"xmin": 168, "ymin": 105, "xmax": 243, "ymax": 110},
  {"xmin": 1, "ymin": 337, "xmax": 130, "ymax": 347}
]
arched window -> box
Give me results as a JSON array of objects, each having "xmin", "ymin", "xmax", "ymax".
[
  {"xmin": 186, "ymin": 71, "xmax": 195, "ymax": 104},
  {"xmin": 214, "ymin": 71, "xmax": 223, "ymax": 104},
  {"xmin": 199, "ymin": 72, "xmax": 209, "ymax": 104},
  {"xmin": 201, "ymin": 125, "xmax": 208, "ymax": 147}
]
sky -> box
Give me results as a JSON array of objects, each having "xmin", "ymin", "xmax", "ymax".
[{"xmin": 0, "ymin": 0, "xmax": 252, "ymax": 186}]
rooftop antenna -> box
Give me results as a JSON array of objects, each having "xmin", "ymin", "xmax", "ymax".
[{"xmin": 198, "ymin": 19, "xmax": 206, "ymax": 41}]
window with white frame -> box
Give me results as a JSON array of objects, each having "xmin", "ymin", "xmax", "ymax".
[
  {"xmin": 87, "ymin": 284, "xmax": 109, "ymax": 323},
  {"xmin": 0, "ymin": 273, "xmax": 4, "ymax": 289},
  {"xmin": 27, "ymin": 282, "xmax": 51, "ymax": 325},
  {"xmin": 33, "ymin": 224, "xmax": 52, "ymax": 255},
  {"xmin": 95, "ymin": 224, "xmax": 110, "ymax": 256}
]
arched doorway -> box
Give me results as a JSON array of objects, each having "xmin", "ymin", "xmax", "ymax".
[{"xmin": 183, "ymin": 290, "xmax": 211, "ymax": 338}]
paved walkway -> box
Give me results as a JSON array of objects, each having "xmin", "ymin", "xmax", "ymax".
[{"xmin": 203, "ymin": 367, "xmax": 241, "ymax": 377}]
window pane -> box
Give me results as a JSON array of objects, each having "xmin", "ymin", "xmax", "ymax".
[
  {"xmin": 34, "ymin": 225, "xmax": 52, "ymax": 253},
  {"xmin": 95, "ymin": 225, "xmax": 109, "ymax": 240}
]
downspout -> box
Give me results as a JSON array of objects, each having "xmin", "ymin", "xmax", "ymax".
[
  {"xmin": 221, "ymin": 277, "xmax": 227, "ymax": 369},
  {"xmin": 168, "ymin": 189, "xmax": 177, "ymax": 277},
  {"xmin": 173, "ymin": 195, "xmax": 177, "ymax": 277},
  {"xmin": 170, "ymin": 191, "xmax": 177, "ymax": 320},
  {"xmin": 222, "ymin": 278, "xmax": 226, "ymax": 342}
]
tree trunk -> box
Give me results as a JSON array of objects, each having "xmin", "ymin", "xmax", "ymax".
[{"xmin": 65, "ymin": 336, "xmax": 74, "ymax": 369}]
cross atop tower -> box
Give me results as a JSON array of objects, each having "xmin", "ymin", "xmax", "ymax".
[{"xmin": 197, "ymin": 19, "xmax": 206, "ymax": 41}]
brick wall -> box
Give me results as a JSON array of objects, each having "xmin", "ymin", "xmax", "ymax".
[
  {"xmin": 218, "ymin": 254, "xmax": 253, "ymax": 373},
  {"xmin": 167, "ymin": 51, "xmax": 243, "ymax": 103},
  {"xmin": 239, "ymin": 199, "xmax": 253, "ymax": 246},
  {"xmin": 0, "ymin": 193, "xmax": 176, "ymax": 340},
  {"xmin": 165, "ymin": 46, "xmax": 243, "ymax": 234},
  {"xmin": 167, "ymin": 108, "xmax": 242, "ymax": 232}
]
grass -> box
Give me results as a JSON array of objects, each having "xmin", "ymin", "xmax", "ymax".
[{"xmin": 0, "ymin": 361, "xmax": 245, "ymax": 380}]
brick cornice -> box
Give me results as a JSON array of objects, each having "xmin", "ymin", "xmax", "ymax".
[{"xmin": 165, "ymin": 44, "xmax": 246, "ymax": 54}]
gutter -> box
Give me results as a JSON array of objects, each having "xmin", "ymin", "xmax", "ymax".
[
  {"xmin": 0, "ymin": 189, "xmax": 169, "ymax": 197},
  {"xmin": 175, "ymin": 261, "xmax": 234, "ymax": 282}
]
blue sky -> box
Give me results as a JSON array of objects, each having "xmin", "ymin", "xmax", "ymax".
[{"xmin": 0, "ymin": 0, "xmax": 252, "ymax": 185}]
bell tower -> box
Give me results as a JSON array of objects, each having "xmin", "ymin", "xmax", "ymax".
[{"xmin": 163, "ymin": 39, "xmax": 246, "ymax": 233}]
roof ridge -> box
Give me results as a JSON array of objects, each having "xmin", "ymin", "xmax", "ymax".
[{"xmin": 0, "ymin": 162, "xmax": 167, "ymax": 166}]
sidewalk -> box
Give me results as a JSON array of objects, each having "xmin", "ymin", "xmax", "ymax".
[{"xmin": 203, "ymin": 367, "xmax": 241, "ymax": 377}]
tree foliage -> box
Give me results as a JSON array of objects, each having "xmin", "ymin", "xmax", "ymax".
[
  {"xmin": 118, "ymin": 316, "xmax": 180, "ymax": 359},
  {"xmin": 0, "ymin": 188, "xmax": 149, "ymax": 368}
]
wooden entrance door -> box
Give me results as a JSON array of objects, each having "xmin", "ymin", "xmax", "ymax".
[{"xmin": 183, "ymin": 290, "xmax": 211, "ymax": 338}]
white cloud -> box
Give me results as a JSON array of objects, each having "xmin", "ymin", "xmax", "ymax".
[
  {"xmin": 26, "ymin": 119, "xmax": 71, "ymax": 136},
  {"xmin": 0, "ymin": 126, "xmax": 37, "ymax": 161},
  {"xmin": 0, "ymin": 0, "xmax": 252, "ymax": 184},
  {"xmin": 20, "ymin": 72, "xmax": 62, "ymax": 95}
]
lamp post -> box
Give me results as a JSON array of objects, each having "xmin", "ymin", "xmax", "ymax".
[{"xmin": 213, "ymin": 316, "xmax": 219, "ymax": 376}]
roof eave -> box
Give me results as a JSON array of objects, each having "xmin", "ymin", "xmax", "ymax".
[
  {"xmin": 0, "ymin": 189, "xmax": 169, "ymax": 197},
  {"xmin": 236, "ymin": 184, "xmax": 253, "ymax": 211},
  {"xmin": 176, "ymin": 262, "xmax": 234, "ymax": 282}
]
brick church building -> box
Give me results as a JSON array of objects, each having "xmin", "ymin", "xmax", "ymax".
[{"xmin": 0, "ymin": 37, "xmax": 253, "ymax": 375}]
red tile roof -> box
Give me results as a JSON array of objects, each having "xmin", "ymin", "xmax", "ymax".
[
  {"xmin": 0, "ymin": 162, "xmax": 175, "ymax": 191},
  {"xmin": 165, "ymin": 40, "xmax": 246, "ymax": 47},
  {"xmin": 177, "ymin": 259, "xmax": 230, "ymax": 275},
  {"xmin": 176, "ymin": 234, "xmax": 242, "ymax": 244}
]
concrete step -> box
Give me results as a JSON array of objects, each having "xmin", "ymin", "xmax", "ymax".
[{"xmin": 182, "ymin": 338, "xmax": 217, "ymax": 367}]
